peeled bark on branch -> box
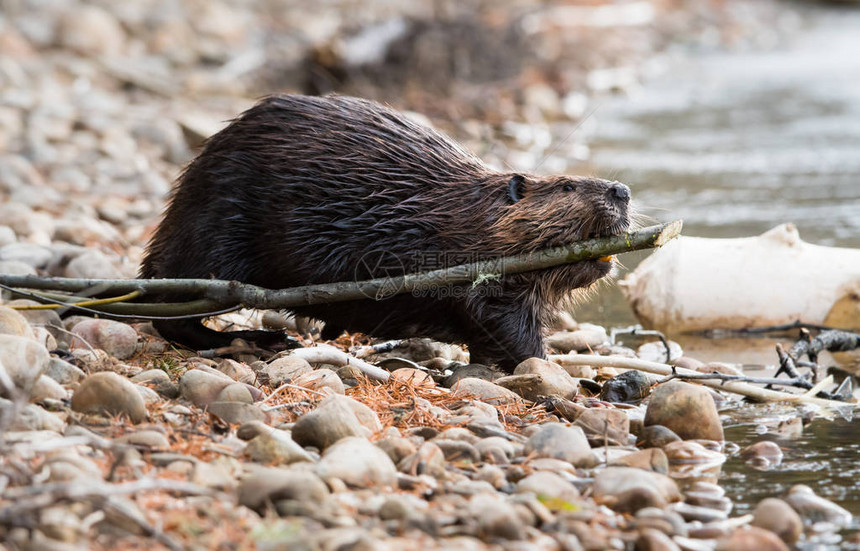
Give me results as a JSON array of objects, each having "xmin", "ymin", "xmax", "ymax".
[{"xmin": 0, "ymin": 221, "xmax": 682, "ymax": 316}]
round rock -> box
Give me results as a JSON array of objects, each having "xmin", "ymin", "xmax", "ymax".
[
  {"xmin": 0, "ymin": 334, "xmax": 50, "ymax": 394},
  {"xmin": 238, "ymin": 466, "xmax": 330, "ymax": 513},
  {"xmin": 70, "ymin": 319, "xmax": 138, "ymax": 360},
  {"xmin": 592, "ymin": 467, "xmax": 681, "ymax": 514},
  {"xmin": 244, "ymin": 431, "xmax": 313, "ymax": 465},
  {"xmin": 451, "ymin": 377, "xmax": 522, "ymax": 406},
  {"xmin": 751, "ymin": 498, "xmax": 803, "ymax": 545},
  {"xmin": 524, "ymin": 423, "xmax": 597, "ymax": 468},
  {"xmin": 71, "ymin": 372, "xmax": 147, "ymax": 424},
  {"xmin": 0, "ymin": 306, "xmax": 35, "ymax": 339},
  {"xmin": 644, "ymin": 381, "xmax": 723, "ymax": 441},
  {"xmin": 317, "ymin": 436, "xmax": 397, "ymax": 488}
]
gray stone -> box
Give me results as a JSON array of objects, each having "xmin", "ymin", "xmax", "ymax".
[
  {"xmin": 30, "ymin": 374, "xmax": 67, "ymax": 401},
  {"xmin": 43, "ymin": 357, "xmax": 87, "ymax": 385},
  {"xmin": 209, "ymin": 401, "xmax": 267, "ymax": 425},
  {"xmin": 524, "ymin": 423, "xmax": 597, "ymax": 468},
  {"xmin": 494, "ymin": 357, "xmax": 578, "ymax": 401},
  {"xmin": 115, "ymin": 430, "xmax": 170, "ymax": 449},
  {"xmin": 592, "ymin": 467, "xmax": 681, "ymax": 513},
  {"xmin": 752, "ymin": 498, "xmax": 803, "ymax": 545},
  {"xmin": 0, "ymin": 334, "xmax": 50, "ymax": 394},
  {"xmin": 9, "ymin": 403, "xmax": 65, "ymax": 432},
  {"xmin": 470, "ymin": 494, "xmax": 525, "ymax": 541},
  {"xmin": 238, "ymin": 466, "xmax": 330, "ymax": 513},
  {"xmin": 180, "ymin": 369, "xmax": 233, "ymax": 407},
  {"xmin": 292, "ymin": 395, "xmax": 378, "ymax": 449},
  {"xmin": 0, "ymin": 305, "xmax": 35, "ymax": 339},
  {"xmin": 244, "ymin": 431, "xmax": 314, "ymax": 465},
  {"xmin": 261, "ymin": 356, "xmax": 312, "ymax": 386},
  {"xmin": 0, "ymin": 243, "xmax": 52, "ymax": 268},
  {"xmin": 785, "ymin": 484, "xmax": 851, "ymax": 527},
  {"xmin": 451, "ymin": 377, "xmax": 522, "ymax": 406},
  {"xmin": 516, "ymin": 471, "xmax": 580, "ymax": 504},
  {"xmin": 317, "ymin": 436, "xmax": 397, "ymax": 488},
  {"xmin": 215, "ymin": 382, "xmax": 254, "ymax": 403},
  {"xmin": 71, "ymin": 372, "xmax": 147, "ymax": 424}
]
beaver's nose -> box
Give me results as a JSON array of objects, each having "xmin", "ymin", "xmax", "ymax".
[{"xmin": 609, "ymin": 183, "xmax": 630, "ymax": 203}]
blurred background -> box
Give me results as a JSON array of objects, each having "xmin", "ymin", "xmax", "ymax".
[{"xmin": 0, "ymin": 0, "xmax": 859, "ymax": 327}]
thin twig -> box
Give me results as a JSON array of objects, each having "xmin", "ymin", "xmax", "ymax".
[{"xmin": 549, "ymin": 354, "xmax": 853, "ymax": 409}]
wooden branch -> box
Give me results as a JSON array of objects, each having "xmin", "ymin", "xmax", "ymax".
[
  {"xmin": 0, "ymin": 221, "xmax": 682, "ymax": 316},
  {"xmin": 549, "ymin": 354, "xmax": 854, "ymax": 409}
]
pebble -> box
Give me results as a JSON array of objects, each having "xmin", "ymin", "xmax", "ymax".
[
  {"xmin": 524, "ymin": 423, "xmax": 598, "ymax": 468},
  {"xmin": 592, "ymin": 467, "xmax": 681, "ymax": 513},
  {"xmin": 0, "ymin": 243, "xmax": 53, "ymax": 268},
  {"xmin": 574, "ymin": 407, "xmax": 630, "ymax": 447},
  {"xmin": 516, "ymin": 471, "xmax": 580, "ymax": 504},
  {"xmin": 784, "ymin": 484, "xmax": 852, "ymax": 527},
  {"xmin": 209, "ymin": 401, "xmax": 267, "ymax": 425},
  {"xmin": 292, "ymin": 394, "xmax": 372, "ymax": 449},
  {"xmin": 751, "ymin": 498, "xmax": 803, "ymax": 545},
  {"xmin": 244, "ymin": 430, "xmax": 314, "ymax": 465},
  {"xmin": 217, "ymin": 358, "xmax": 256, "ymax": 384},
  {"xmin": 499, "ymin": 357, "xmax": 579, "ymax": 400},
  {"xmin": 444, "ymin": 363, "xmax": 499, "ymax": 386},
  {"xmin": 476, "ymin": 436, "xmax": 519, "ymax": 464},
  {"xmin": 293, "ymin": 369, "xmax": 345, "ymax": 394},
  {"xmin": 261, "ymin": 355, "xmax": 313, "ymax": 386},
  {"xmin": 70, "ymin": 319, "xmax": 138, "ymax": 359},
  {"xmin": 42, "ymin": 357, "xmax": 86, "ymax": 385},
  {"xmin": 470, "ymin": 494, "xmax": 526, "ymax": 541},
  {"xmin": 635, "ymin": 527, "xmax": 681, "ymax": 551},
  {"xmin": 9, "ymin": 403, "xmax": 65, "ymax": 432},
  {"xmin": 57, "ymin": 5, "xmax": 126, "ymax": 56},
  {"xmin": 609, "ymin": 448, "xmax": 669, "ymax": 474},
  {"xmin": 739, "ymin": 441, "xmax": 783, "ymax": 469},
  {"xmin": 398, "ymin": 441, "xmax": 447, "ymax": 478},
  {"xmin": 0, "ymin": 225, "xmax": 15, "ymax": 246},
  {"xmin": 0, "ymin": 305, "xmax": 35, "ymax": 339},
  {"xmin": 71, "ymin": 371, "xmax": 147, "ymax": 424},
  {"xmin": 179, "ymin": 368, "xmax": 234, "ymax": 407},
  {"xmin": 317, "ymin": 436, "xmax": 397, "ymax": 488},
  {"xmin": 115, "ymin": 430, "xmax": 170, "ymax": 449},
  {"xmin": 451, "ymin": 377, "xmax": 523, "ymax": 406},
  {"xmin": 600, "ymin": 370, "xmax": 654, "ymax": 404},
  {"xmin": 215, "ymin": 382, "xmax": 254, "ymax": 403},
  {"xmin": 30, "ymin": 374, "xmax": 67, "ymax": 401},
  {"xmin": 644, "ymin": 381, "xmax": 723, "ymax": 441},
  {"xmin": 376, "ymin": 437, "xmax": 417, "ymax": 465},
  {"xmin": 0, "ymin": 334, "xmax": 50, "ymax": 393},
  {"xmin": 238, "ymin": 466, "xmax": 330, "ymax": 513},
  {"xmin": 715, "ymin": 526, "xmax": 789, "ymax": 551},
  {"xmin": 637, "ymin": 425, "xmax": 682, "ymax": 448},
  {"xmin": 64, "ymin": 250, "xmax": 121, "ymax": 278}
]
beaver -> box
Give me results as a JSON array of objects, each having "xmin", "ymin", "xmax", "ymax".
[{"xmin": 141, "ymin": 94, "xmax": 631, "ymax": 371}]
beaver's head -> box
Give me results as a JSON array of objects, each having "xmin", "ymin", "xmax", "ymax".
[
  {"xmin": 495, "ymin": 174, "xmax": 631, "ymax": 250},
  {"xmin": 486, "ymin": 174, "xmax": 632, "ymax": 299}
]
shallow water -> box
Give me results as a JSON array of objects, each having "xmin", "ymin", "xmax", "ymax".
[{"xmin": 568, "ymin": 3, "xmax": 860, "ymax": 545}]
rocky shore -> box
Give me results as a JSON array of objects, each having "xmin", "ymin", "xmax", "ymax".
[{"xmin": 0, "ymin": 0, "xmax": 848, "ymax": 549}]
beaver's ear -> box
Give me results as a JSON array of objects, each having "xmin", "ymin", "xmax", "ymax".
[{"xmin": 507, "ymin": 175, "xmax": 525, "ymax": 204}]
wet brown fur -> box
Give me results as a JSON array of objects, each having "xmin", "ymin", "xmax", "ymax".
[{"xmin": 141, "ymin": 94, "xmax": 630, "ymax": 371}]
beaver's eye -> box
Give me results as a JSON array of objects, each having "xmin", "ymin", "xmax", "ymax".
[{"xmin": 562, "ymin": 183, "xmax": 576, "ymax": 192}]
